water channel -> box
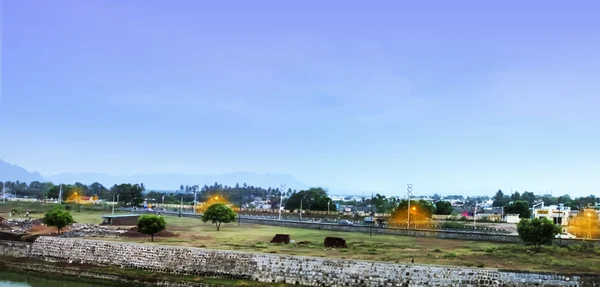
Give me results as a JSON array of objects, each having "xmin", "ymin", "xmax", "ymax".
[{"xmin": 0, "ymin": 271, "xmax": 134, "ymax": 287}]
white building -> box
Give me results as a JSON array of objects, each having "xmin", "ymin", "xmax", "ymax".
[
  {"xmin": 504, "ymin": 214, "xmax": 521, "ymax": 224},
  {"xmin": 533, "ymin": 204, "xmax": 570, "ymax": 226}
]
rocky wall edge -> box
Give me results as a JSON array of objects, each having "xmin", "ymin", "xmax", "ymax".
[{"xmin": 29, "ymin": 237, "xmax": 584, "ymax": 287}]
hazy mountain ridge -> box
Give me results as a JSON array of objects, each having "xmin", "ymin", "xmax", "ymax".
[
  {"xmin": 0, "ymin": 160, "xmax": 45, "ymax": 182},
  {"xmin": 0, "ymin": 159, "xmax": 309, "ymax": 191}
]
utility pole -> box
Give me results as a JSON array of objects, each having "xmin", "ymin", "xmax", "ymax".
[
  {"xmin": 300, "ymin": 199, "xmax": 303, "ymax": 220},
  {"xmin": 112, "ymin": 194, "xmax": 119, "ymax": 215},
  {"xmin": 180, "ymin": 195, "xmax": 183, "ymax": 214},
  {"xmin": 2, "ymin": 182, "xmax": 5, "ymax": 204},
  {"xmin": 193, "ymin": 189, "xmax": 197, "ymax": 214},
  {"xmin": 238, "ymin": 189, "xmax": 243, "ymax": 226},
  {"xmin": 407, "ymin": 184, "xmax": 413, "ymax": 229},
  {"xmin": 473, "ymin": 202, "xmax": 478, "ymax": 228},
  {"xmin": 58, "ymin": 184, "xmax": 63, "ymax": 205},
  {"xmin": 370, "ymin": 192, "xmax": 374, "ymax": 237},
  {"xmin": 278, "ymin": 184, "xmax": 285, "ymax": 221}
]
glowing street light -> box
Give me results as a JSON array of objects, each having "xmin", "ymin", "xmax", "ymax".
[{"xmin": 587, "ymin": 212, "xmax": 592, "ymax": 240}]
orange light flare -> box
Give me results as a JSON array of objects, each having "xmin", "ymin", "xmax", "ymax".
[
  {"xmin": 195, "ymin": 195, "xmax": 236, "ymax": 213},
  {"xmin": 566, "ymin": 209, "xmax": 598, "ymax": 239}
]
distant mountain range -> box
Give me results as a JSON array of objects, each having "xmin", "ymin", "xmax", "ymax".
[
  {"xmin": 0, "ymin": 159, "xmax": 309, "ymax": 191},
  {"xmin": 0, "ymin": 160, "xmax": 45, "ymax": 183}
]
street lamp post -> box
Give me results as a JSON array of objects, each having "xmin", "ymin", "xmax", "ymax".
[
  {"xmin": 473, "ymin": 202, "xmax": 478, "ymax": 228},
  {"xmin": 300, "ymin": 199, "xmax": 303, "ymax": 220},
  {"xmin": 278, "ymin": 184, "xmax": 285, "ymax": 221},
  {"xmin": 407, "ymin": 184, "xmax": 413, "ymax": 229},
  {"xmin": 412, "ymin": 206, "xmax": 417, "ymax": 229},
  {"xmin": 112, "ymin": 194, "xmax": 119, "ymax": 215},
  {"xmin": 587, "ymin": 212, "xmax": 592, "ymax": 240}
]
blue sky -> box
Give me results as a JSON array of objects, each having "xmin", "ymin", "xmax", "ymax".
[{"xmin": 1, "ymin": 0, "xmax": 599, "ymax": 196}]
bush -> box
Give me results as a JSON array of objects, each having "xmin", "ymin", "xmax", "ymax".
[
  {"xmin": 42, "ymin": 208, "xmax": 74, "ymax": 235},
  {"xmin": 444, "ymin": 253, "xmax": 457, "ymax": 259},
  {"xmin": 517, "ymin": 218, "xmax": 561, "ymax": 252},
  {"xmin": 137, "ymin": 214, "xmax": 166, "ymax": 242},
  {"xmin": 201, "ymin": 203, "xmax": 236, "ymax": 231}
]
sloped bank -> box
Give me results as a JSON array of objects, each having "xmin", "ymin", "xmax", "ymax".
[{"xmin": 18, "ymin": 237, "xmax": 594, "ymax": 287}]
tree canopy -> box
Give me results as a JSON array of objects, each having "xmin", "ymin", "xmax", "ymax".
[
  {"xmin": 42, "ymin": 207, "xmax": 74, "ymax": 235},
  {"xmin": 517, "ymin": 217, "xmax": 561, "ymax": 252},
  {"xmin": 434, "ymin": 201, "xmax": 453, "ymax": 215},
  {"xmin": 284, "ymin": 187, "xmax": 333, "ymax": 212},
  {"xmin": 137, "ymin": 214, "xmax": 166, "ymax": 241},
  {"xmin": 504, "ymin": 200, "xmax": 532, "ymax": 218},
  {"xmin": 202, "ymin": 203, "xmax": 236, "ymax": 231},
  {"xmin": 110, "ymin": 183, "xmax": 144, "ymax": 206}
]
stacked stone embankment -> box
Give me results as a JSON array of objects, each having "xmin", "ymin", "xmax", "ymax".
[
  {"xmin": 25, "ymin": 237, "xmax": 585, "ymax": 287},
  {"xmin": 0, "ymin": 240, "xmax": 31, "ymax": 257}
]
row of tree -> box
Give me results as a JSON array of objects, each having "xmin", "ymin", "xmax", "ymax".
[{"xmin": 493, "ymin": 189, "xmax": 597, "ymax": 210}]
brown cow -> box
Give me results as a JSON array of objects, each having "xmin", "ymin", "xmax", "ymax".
[
  {"xmin": 324, "ymin": 237, "xmax": 347, "ymax": 248},
  {"xmin": 270, "ymin": 234, "xmax": 291, "ymax": 244}
]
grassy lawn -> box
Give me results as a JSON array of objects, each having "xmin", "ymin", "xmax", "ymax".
[
  {"xmin": 80, "ymin": 213, "xmax": 600, "ymax": 274},
  {"xmin": 5, "ymin": 208, "xmax": 600, "ymax": 274}
]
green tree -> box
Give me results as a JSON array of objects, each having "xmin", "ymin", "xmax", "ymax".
[
  {"xmin": 504, "ymin": 200, "xmax": 532, "ymax": 218},
  {"xmin": 517, "ymin": 217, "xmax": 561, "ymax": 252},
  {"xmin": 520, "ymin": 191, "xmax": 537, "ymax": 206},
  {"xmin": 42, "ymin": 207, "xmax": 74, "ymax": 235},
  {"xmin": 434, "ymin": 201, "xmax": 453, "ymax": 215},
  {"xmin": 510, "ymin": 191, "xmax": 521, "ymax": 201},
  {"xmin": 372, "ymin": 193, "xmax": 393, "ymax": 213},
  {"xmin": 110, "ymin": 183, "xmax": 144, "ymax": 206},
  {"xmin": 202, "ymin": 203, "xmax": 236, "ymax": 231},
  {"xmin": 137, "ymin": 214, "xmax": 166, "ymax": 241},
  {"xmin": 284, "ymin": 187, "xmax": 332, "ymax": 211},
  {"xmin": 492, "ymin": 190, "xmax": 510, "ymax": 207}
]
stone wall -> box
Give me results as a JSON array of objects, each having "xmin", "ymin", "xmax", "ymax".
[
  {"xmin": 0, "ymin": 240, "xmax": 31, "ymax": 258},
  {"xmin": 28, "ymin": 237, "xmax": 586, "ymax": 287}
]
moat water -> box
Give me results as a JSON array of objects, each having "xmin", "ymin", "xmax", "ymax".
[{"xmin": 0, "ymin": 271, "xmax": 133, "ymax": 287}]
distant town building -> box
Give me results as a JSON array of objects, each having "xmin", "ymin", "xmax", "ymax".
[
  {"xmin": 533, "ymin": 204, "xmax": 570, "ymax": 226},
  {"xmin": 504, "ymin": 214, "xmax": 521, "ymax": 224}
]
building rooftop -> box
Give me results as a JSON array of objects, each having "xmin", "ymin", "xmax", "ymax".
[{"xmin": 101, "ymin": 214, "xmax": 141, "ymax": 218}]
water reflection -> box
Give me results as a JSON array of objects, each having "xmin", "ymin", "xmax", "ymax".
[{"xmin": 0, "ymin": 271, "xmax": 132, "ymax": 287}]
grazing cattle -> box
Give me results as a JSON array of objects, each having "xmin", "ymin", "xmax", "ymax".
[
  {"xmin": 270, "ymin": 234, "xmax": 291, "ymax": 244},
  {"xmin": 324, "ymin": 237, "xmax": 347, "ymax": 248}
]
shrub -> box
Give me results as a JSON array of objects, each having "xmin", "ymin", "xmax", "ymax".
[{"xmin": 137, "ymin": 214, "xmax": 166, "ymax": 242}]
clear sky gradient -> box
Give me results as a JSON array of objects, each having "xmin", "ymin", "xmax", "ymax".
[{"xmin": 1, "ymin": 0, "xmax": 599, "ymax": 196}]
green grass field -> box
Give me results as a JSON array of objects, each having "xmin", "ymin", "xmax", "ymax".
[{"xmin": 3, "ymin": 205, "xmax": 600, "ymax": 274}]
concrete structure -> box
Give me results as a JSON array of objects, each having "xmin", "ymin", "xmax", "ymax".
[
  {"xmin": 533, "ymin": 204, "xmax": 571, "ymax": 226},
  {"xmin": 101, "ymin": 214, "xmax": 140, "ymax": 225},
  {"xmin": 504, "ymin": 214, "xmax": 521, "ymax": 224},
  {"xmin": 19, "ymin": 237, "xmax": 589, "ymax": 286}
]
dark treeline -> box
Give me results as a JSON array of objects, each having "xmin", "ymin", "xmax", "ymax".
[
  {"xmin": 492, "ymin": 189, "xmax": 597, "ymax": 211},
  {"xmin": 0, "ymin": 181, "xmax": 298, "ymax": 209},
  {"xmin": 1, "ymin": 180, "xmax": 597, "ymax": 213}
]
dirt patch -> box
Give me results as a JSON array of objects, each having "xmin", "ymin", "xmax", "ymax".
[
  {"xmin": 120, "ymin": 227, "xmax": 178, "ymax": 238},
  {"xmin": 27, "ymin": 225, "xmax": 67, "ymax": 235},
  {"xmin": 0, "ymin": 215, "xmax": 5, "ymax": 221}
]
